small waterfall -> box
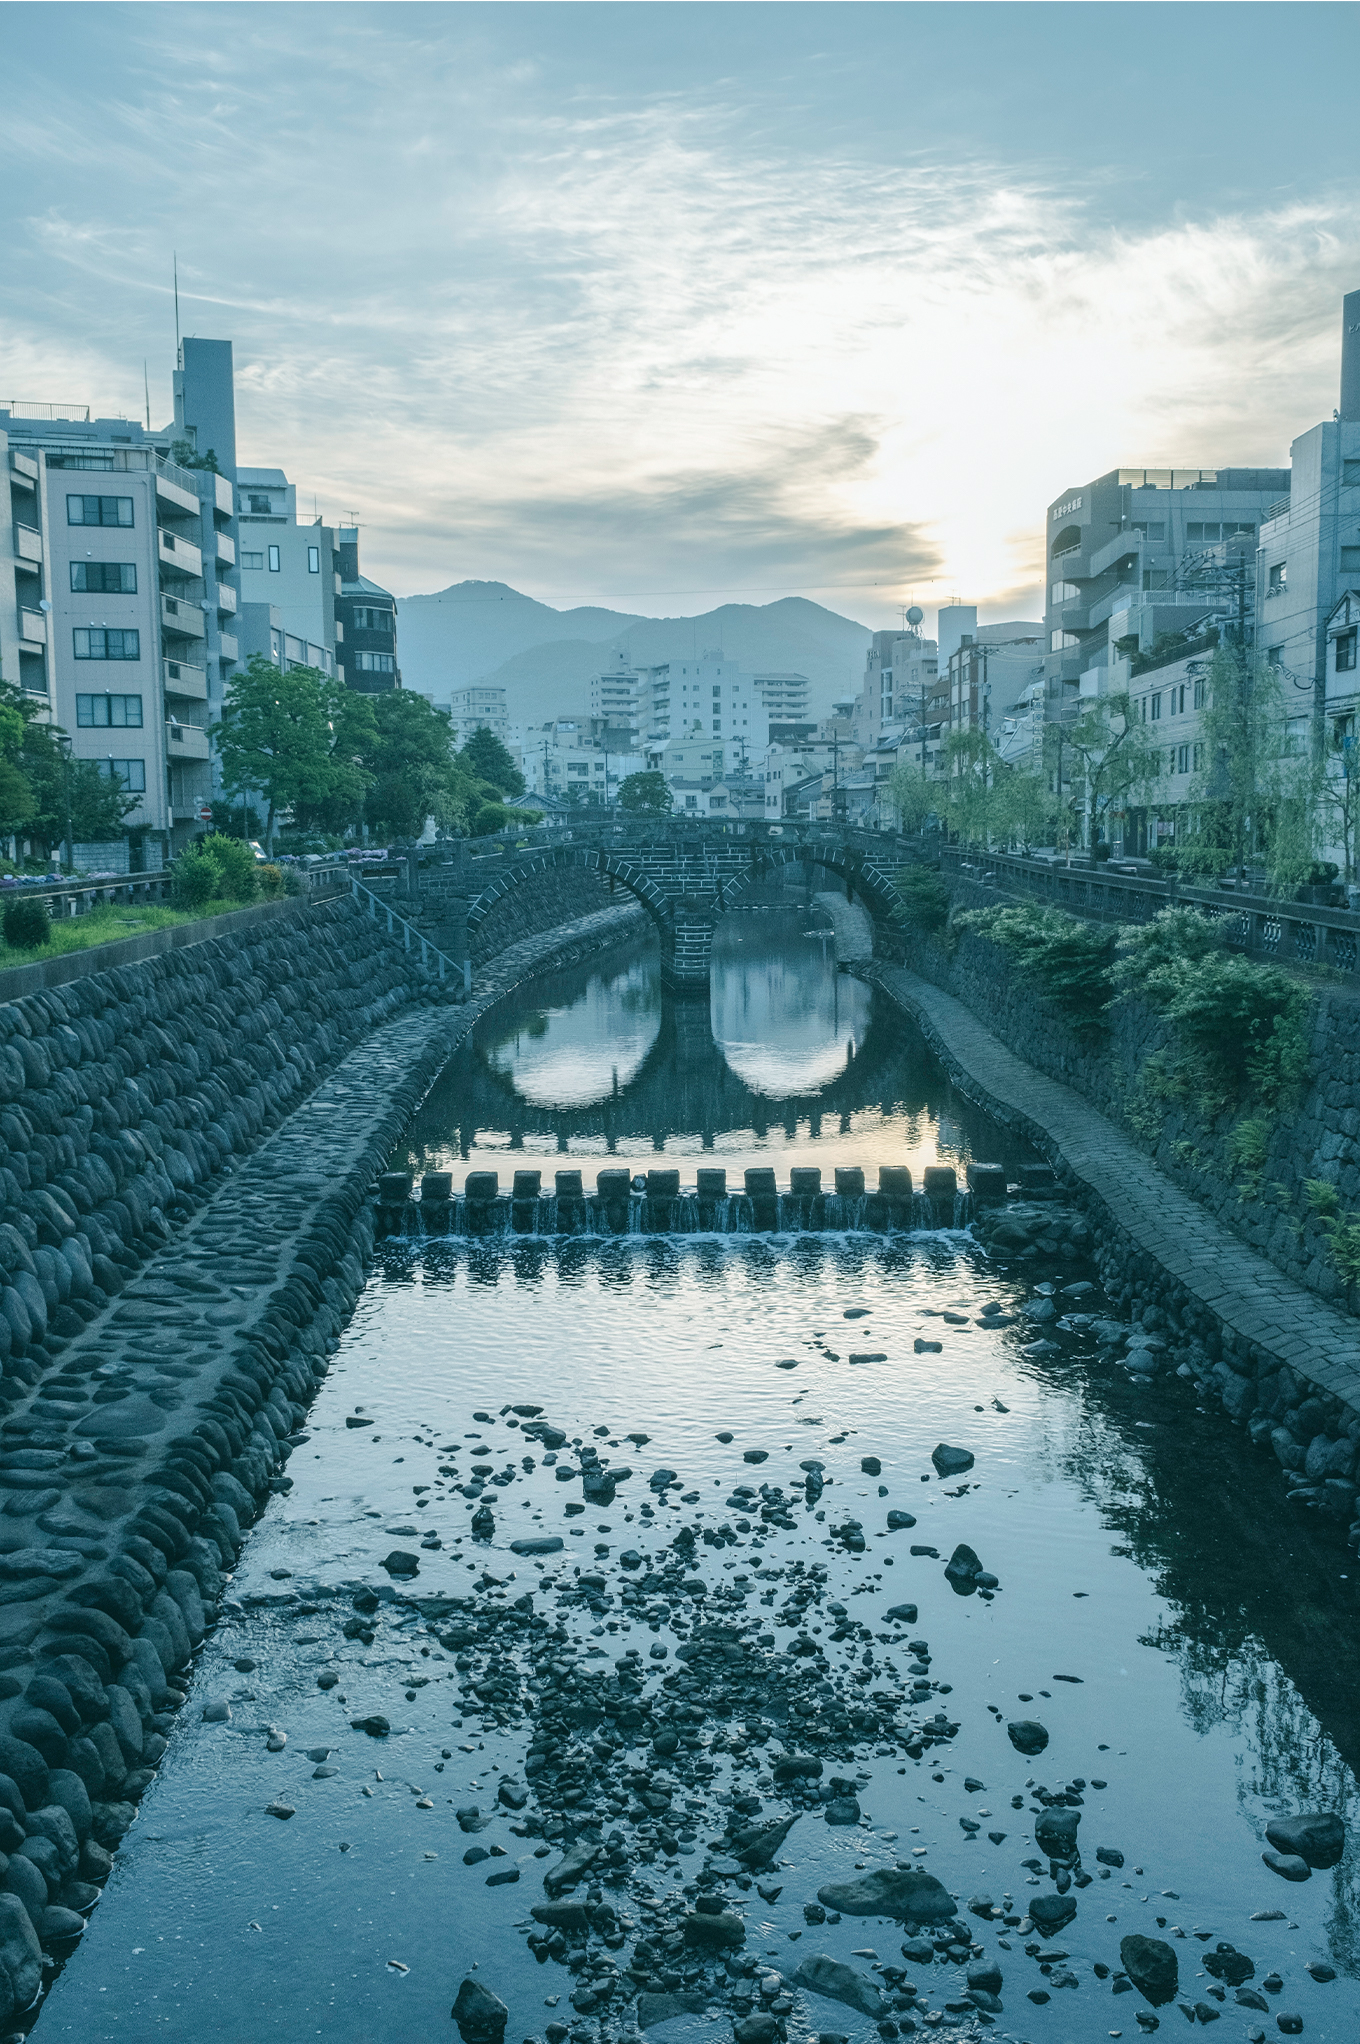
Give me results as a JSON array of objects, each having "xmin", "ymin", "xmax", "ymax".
[{"xmin": 378, "ymin": 1171, "xmax": 990, "ymax": 1239}]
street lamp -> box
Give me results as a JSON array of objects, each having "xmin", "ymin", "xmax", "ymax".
[{"xmin": 57, "ymin": 734, "xmax": 73, "ymax": 876}]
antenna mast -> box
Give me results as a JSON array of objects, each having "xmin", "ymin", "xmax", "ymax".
[
  {"xmin": 144, "ymin": 360, "xmax": 150, "ymax": 431},
  {"xmin": 173, "ymin": 254, "xmax": 180, "ymax": 358}
]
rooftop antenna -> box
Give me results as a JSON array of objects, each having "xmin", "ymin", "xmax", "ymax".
[
  {"xmin": 143, "ymin": 360, "xmax": 150, "ymax": 432},
  {"xmin": 173, "ymin": 254, "xmax": 180, "ymax": 360}
]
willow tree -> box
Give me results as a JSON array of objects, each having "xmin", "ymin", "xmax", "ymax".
[{"xmin": 1181, "ymin": 648, "xmax": 1314, "ymax": 885}]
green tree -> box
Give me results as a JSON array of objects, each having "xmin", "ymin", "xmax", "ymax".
[
  {"xmin": 886, "ymin": 757, "xmax": 939, "ymax": 835},
  {"xmin": 366, "ymin": 691, "xmax": 476, "ymax": 840},
  {"xmin": 1179, "ymin": 649, "xmax": 1315, "ymax": 886},
  {"xmin": 215, "ymin": 658, "xmax": 339, "ymax": 847},
  {"xmin": 458, "ymin": 725, "xmax": 525, "ymax": 797},
  {"xmin": 15, "ymin": 716, "xmax": 139, "ymax": 852},
  {"xmin": 0, "ymin": 678, "xmax": 40, "ymax": 844},
  {"xmin": 1060, "ymin": 690, "xmax": 1163, "ymax": 849},
  {"xmin": 617, "ymin": 770, "xmax": 672, "ymax": 815}
]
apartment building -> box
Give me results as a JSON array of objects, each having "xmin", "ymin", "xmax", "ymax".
[
  {"xmin": 335, "ymin": 528, "xmax": 401, "ymax": 692},
  {"xmin": 658, "ymin": 654, "xmax": 769, "ymax": 782},
  {"xmin": 0, "ymin": 374, "xmax": 240, "ymax": 858},
  {"xmin": 447, "ymin": 685, "xmax": 510, "ymax": 748},
  {"xmin": 753, "ymin": 671, "xmax": 811, "ymax": 728},
  {"xmin": 1042, "ymin": 465, "xmax": 1290, "ymax": 720},
  {"xmin": 1255, "ymin": 290, "xmax": 1360, "ymax": 739},
  {"xmin": 235, "ymin": 467, "xmax": 339, "ymax": 679},
  {"xmin": 1, "ymin": 424, "xmax": 50, "ymax": 703},
  {"xmin": 852, "ymin": 627, "xmax": 938, "ymax": 749},
  {"xmin": 525, "ymin": 718, "xmax": 641, "ymax": 804},
  {"xmin": 943, "ymin": 625, "xmax": 1044, "ymax": 742},
  {"xmin": 588, "ymin": 658, "xmax": 643, "ymax": 747}
]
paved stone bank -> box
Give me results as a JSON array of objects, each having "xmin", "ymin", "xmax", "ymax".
[
  {"xmin": 0, "ymin": 895, "xmax": 642, "ymax": 2023},
  {"xmin": 868, "ymin": 963, "xmax": 1360, "ymax": 1555}
]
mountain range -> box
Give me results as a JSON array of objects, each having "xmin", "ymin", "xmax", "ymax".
[{"xmin": 395, "ymin": 581, "xmax": 873, "ymax": 731}]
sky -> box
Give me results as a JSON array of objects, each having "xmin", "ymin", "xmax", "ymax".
[{"xmin": 2, "ymin": 1, "xmax": 1357, "ymax": 630}]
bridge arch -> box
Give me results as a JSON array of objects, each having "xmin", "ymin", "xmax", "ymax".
[
  {"xmin": 465, "ymin": 843, "xmax": 675, "ymax": 944},
  {"xmin": 715, "ymin": 838, "xmax": 905, "ymax": 925}
]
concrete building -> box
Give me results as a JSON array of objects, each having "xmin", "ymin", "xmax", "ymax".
[
  {"xmin": 1, "ymin": 423, "xmax": 51, "ymax": 704},
  {"xmin": 753, "ymin": 671, "xmax": 811, "ymax": 726},
  {"xmin": 335, "ymin": 528, "xmax": 401, "ymax": 693},
  {"xmin": 851, "ymin": 627, "xmax": 939, "ymax": 750},
  {"xmin": 659, "ymin": 654, "xmax": 769, "ymax": 783},
  {"xmin": 589, "ymin": 657, "xmax": 643, "ymax": 747},
  {"xmin": 447, "ymin": 685, "xmax": 510, "ymax": 749},
  {"xmin": 943, "ymin": 625, "xmax": 1045, "ymax": 743},
  {"xmin": 1254, "ymin": 290, "xmax": 1360, "ymax": 742},
  {"xmin": 1041, "ymin": 464, "xmax": 1291, "ymax": 722},
  {"xmin": 235, "ymin": 467, "xmax": 338, "ymax": 678},
  {"xmin": 0, "ymin": 363, "xmax": 242, "ymax": 858},
  {"xmin": 526, "ymin": 717, "xmax": 641, "ymax": 805}
]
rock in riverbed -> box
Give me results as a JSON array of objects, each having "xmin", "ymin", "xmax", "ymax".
[
  {"xmin": 1120, "ymin": 1934, "xmax": 1179, "ymax": 2006},
  {"xmin": 1007, "ymin": 1719, "xmax": 1049, "ymax": 1755},
  {"xmin": 794, "ymin": 1953, "xmax": 888, "ymax": 2017},
  {"xmin": 816, "ymin": 1868, "xmax": 957, "ymax": 1923},
  {"xmin": 1264, "ymin": 1812, "xmax": 1345, "ymax": 1868},
  {"xmin": 453, "ymin": 1978, "xmax": 509, "ymax": 2044}
]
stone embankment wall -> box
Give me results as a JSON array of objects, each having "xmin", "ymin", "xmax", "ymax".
[
  {"xmin": 0, "ymin": 892, "xmax": 644, "ymax": 2018},
  {"xmin": 882, "ymin": 891, "xmax": 1360, "ymax": 1320}
]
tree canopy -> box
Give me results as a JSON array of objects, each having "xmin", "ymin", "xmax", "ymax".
[
  {"xmin": 617, "ymin": 770, "xmax": 673, "ymax": 814},
  {"xmin": 458, "ymin": 725, "xmax": 525, "ymax": 797}
]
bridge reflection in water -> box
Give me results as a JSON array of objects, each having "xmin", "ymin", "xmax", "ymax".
[{"xmin": 396, "ymin": 907, "xmax": 1038, "ymax": 1193}]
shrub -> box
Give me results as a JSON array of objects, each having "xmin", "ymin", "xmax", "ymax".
[
  {"xmin": 1151, "ymin": 952, "xmax": 1309, "ymax": 1105},
  {"xmin": 895, "ymin": 866, "xmax": 950, "ymax": 936},
  {"xmin": 955, "ymin": 901, "xmax": 1116, "ymax": 1036},
  {"xmin": 1228, "ymin": 1115, "xmax": 1272, "ymax": 1175},
  {"xmin": 198, "ymin": 833, "xmax": 258, "ymax": 903},
  {"xmin": 471, "ymin": 803, "xmax": 542, "ymax": 837},
  {"xmin": 257, "ymin": 862, "xmax": 285, "ymax": 899},
  {"xmin": 1111, "ymin": 907, "xmax": 1224, "ymax": 1000},
  {"xmin": 169, "ymin": 844, "xmax": 217, "ymax": 910},
  {"xmin": 2, "ymin": 897, "xmax": 51, "ymax": 950}
]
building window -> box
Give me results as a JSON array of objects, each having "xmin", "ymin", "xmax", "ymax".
[
  {"xmin": 67, "ymin": 494, "xmax": 133, "ymax": 527},
  {"xmin": 1131, "ymin": 520, "xmax": 1166, "ymax": 542},
  {"xmin": 95, "ymin": 758, "xmax": 146, "ymax": 793},
  {"xmin": 241, "ymin": 551, "xmax": 265, "ymax": 570},
  {"xmin": 1193, "ymin": 743, "xmax": 1205, "ymax": 771},
  {"xmin": 70, "ymin": 562, "xmax": 136, "ymax": 593},
  {"xmin": 247, "ymin": 494, "xmax": 272, "ymax": 514},
  {"xmin": 354, "ymin": 652, "xmax": 395, "ymax": 674},
  {"xmin": 76, "ymin": 693, "xmax": 143, "ymax": 728},
  {"xmin": 73, "ymin": 628, "xmax": 140, "ymax": 661},
  {"xmin": 1268, "ymin": 562, "xmax": 1287, "ymax": 594},
  {"xmin": 1193, "ymin": 678, "xmax": 1207, "ymax": 708},
  {"xmin": 353, "ymin": 606, "xmax": 392, "ymax": 632},
  {"xmin": 1050, "ymin": 630, "xmax": 1078, "ymax": 652},
  {"xmin": 1142, "ymin": 569, "xmax": 1169, "ymax": 591},
  {"xmin": 267, "ymin": 545, "xmax": 281, "ymax": 572},
  {"xmin": 1337, "ymin": 628, "xmax": 1358, "ymax": 672},
  {"xmin": 307, "ymin": 546, "xmax": 320, "ymax": 574},
  {"xmin": 1150, "ymin": 693, "xmax": 1162, "ymax": 720},
  {"xmin": 1343, "ymin": 460, "xmax": 1360, "ymax": 487},
  {"xmin": 1340, "ymin": 547, "xmax": 1360, "ymax": 574},
  {"xmin": 1050, "ymin": 580, "xmax": 1080, "ymax": 604},
  {"xmin": 1170, "ymin": 684, "xmax": 1185, "ymax": 714},
  {"xmin": 1176, "ymin": 744, "xmax": 1190, "ymax": 774}
]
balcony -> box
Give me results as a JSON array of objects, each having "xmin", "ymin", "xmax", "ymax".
[
  {"xmin": 165, "ymin": 719, "xmax": 211, "ymax": 760},
  {"xmin": 218, "ymin": 631, "xmax": 238, "ymax": 662},
  {"xmin": 158, "ymin": 528, "xmax": 203, "ymax": 579},
  {"xmin": 155, "ymin": 470, "xmax": 200, "ymax": 519},
  {"xmin": 216, "ymin": 580, "xmax": 237, "ymax": 615},
  {"xmin": 163, "ymin": 657, "xmax": 208, "ymax": 701},
  {"xmin": 160, "ymin": 592, "xmax": 206, "ymax": 641},
  {"xmin": 18, "ymin": 607, "xmax": 46, "ymax": 647},
  {"xmin": 211, "ymin": 472, "xmax": 233, "ymax": 517},
  {"xmin": 8, "ymin": 452, "xmax": 39, "ymax": 482},
  {"xmin": 214, "ymin": 530, "xmax": 235, "ymax": 567},
  {"xmin": 14, "ymin": 524, "xmax": 42, "ymax": 564}
]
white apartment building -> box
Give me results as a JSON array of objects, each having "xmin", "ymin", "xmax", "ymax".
[
  {"xmin": 1, "ymin": 376, "xmax": 241, "ymax": 859},
  {"xmin": 526, "ymin": 718, "xmax": 641, "ymax": 804},
  {"xmin": 589, "ymin": 658, "xmax": 643, "ymax": 744},
  {"xmin": 753, "ymin": 671, "xmax": 811, "ymax": 726},
  {"xmin": 448, "ymin": 685, "xmax": 511, "ymax": 749},
  {"xmin": 236, "ymin": 467, "xmax": 338, "ymax": 678},
  {"xmin": 663, "ymin": 654, "xmax": 769, "ymax": 782},
  {"xmin": 852, "ymin": 627, "xmax": 938, "ymax": 749}
]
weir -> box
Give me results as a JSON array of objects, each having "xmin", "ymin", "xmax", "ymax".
[{"xmin": 374, "ymin": 1161, "xmax": 996, "ymax": 1237}]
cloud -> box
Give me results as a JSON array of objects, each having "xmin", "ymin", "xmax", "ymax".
[{"xmin": 1, "ymin": 6, "xmax": 1356, "ymax": 628}]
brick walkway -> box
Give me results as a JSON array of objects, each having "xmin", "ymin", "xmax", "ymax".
[{"xmin": 872, "ymin": 964, "xmax": 1360, "ymax": 1406}]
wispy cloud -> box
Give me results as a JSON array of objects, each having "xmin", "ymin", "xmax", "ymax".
[{"xmin": 2, "ymin": 5, "xmax": 1356, "ymax": 626}]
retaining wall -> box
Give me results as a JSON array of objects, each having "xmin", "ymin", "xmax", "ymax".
[
  {"xmin": 881, "ymin": 893, "xmax": 1360, "ymax": 1319},
  {"xmin": 470, "ymin": 865, "xmax": 620, "ymax": 964}
]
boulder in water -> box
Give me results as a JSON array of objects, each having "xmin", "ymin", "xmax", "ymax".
[
  {"xmin": 1264, "ymin": 1812, "xmax": 1344, "ymax": 1869},
  {"xmin": 452, "ymin": 1980, "xmax": 508, "ymax": 2044},
  {"xmin": 794, "ymin": 1954, "xmax": 887, "ymax": 2018},
  {"xmin": 1028, "ymin": 1893, "xmax": 1077, "ymax": 1936},
  {"xmin": 1007, "ymin": 1719, "xmax": 1049, "ymax": 1756},
  {"xmin": 816, "ymin": 1867, "xmax": 956, "ymax": 1924},
  {"xmin": 1119, "ymin": 1934, "xmax": 1178, "ymax": 2007},
  {"xmin": 1035, "ymin": 1808, "xmax": 1081, "ymax": 1864},
  {"xmin": 931, "ymin": 1444, "xmax": 974, "ymax": 1476}
]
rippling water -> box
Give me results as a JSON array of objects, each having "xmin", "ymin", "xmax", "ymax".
[{"xmin": 43, "ymin": 917, "xmax": 1360, "ymax": 2042}]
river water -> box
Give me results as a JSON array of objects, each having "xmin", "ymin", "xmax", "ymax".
[{"xmin": 42, "ymin": 911, "xmax": 1360, "ymax": 2042}]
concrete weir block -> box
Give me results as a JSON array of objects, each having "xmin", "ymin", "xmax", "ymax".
[
  {"xmin": 696, "ymin": 1168, "xmax": 727, "ymax": 1200},
  {"xmin": 464, "ymin": 1171, "xmax": 499, "ymax": 1204},
  {"xmin": 834, "ymin": 1166, "xmax": 865, "ymax": 1199},
  {"xmin": 966, "ymin": 1162, "xmax": 1007, "ymax": 1203},
  {"xmin": 420, "ymin": 1172, "xmax": 452, "ymax": 1202},
  {"xmin": 879, "ymin": 1165, "xmax": 913, "ymax": 1198},
  {"xmin": 789, "ymin": 1167, "xmax": 822, "ymax": 1196},
  {"xmin": 923, "ymin": 1164, "xmax": 957, "ymax": 1200},
  {"xmin": 554, "ymin": 1171, "xmax": 584, "ymax": 1200}
]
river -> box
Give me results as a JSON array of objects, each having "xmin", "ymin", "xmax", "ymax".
[{"xmin": 42, "ymin": 909, "xmax": 1359, "ymax": 2043}]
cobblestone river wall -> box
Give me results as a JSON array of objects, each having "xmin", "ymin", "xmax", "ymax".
[{"xmin": 0, "ymin": 893, "xmax": 642, "ymax": 2023}]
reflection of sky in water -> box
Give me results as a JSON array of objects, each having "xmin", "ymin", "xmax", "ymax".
[
  {"xmin": 709, "ymin": 916, "xmax": 868, "ymax": 1095},
  {"xmin": 483, "ymin": 956, "xmax": 660, "ymax": 1108},
  {"xmin": 402, "ymin": 910, "xmax": 1041, "ymax": 1188}
]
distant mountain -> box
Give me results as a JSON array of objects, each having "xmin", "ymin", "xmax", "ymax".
[
  {"xmin": 396, "ymin": 581, "xmax": 644, "ymax": 693},
  {"xmin": 396, "ymin": 582, "xmax": 872, "ymax": 731}
]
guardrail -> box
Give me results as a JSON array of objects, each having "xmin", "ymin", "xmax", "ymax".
[
  {"xmin": 940, "ymin": 845, "xmax": 1360, "ymax": 980},
  {"xmin": 350, "ymin": 874, "xmax": 468, "ymax": 992}
]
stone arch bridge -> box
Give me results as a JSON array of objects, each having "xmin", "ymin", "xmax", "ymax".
[{"xmin": 440, "ymin": 821, "xmax": 919, "ymax": 988}]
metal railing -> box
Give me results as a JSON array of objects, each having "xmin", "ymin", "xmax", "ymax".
[
  {"xmin": 350, "ymin": 874, "xmax": 467, "ymax": 991},
  {"xmin": 940, "ymin": 845, "xmax": 1360, "ymax": 980}
]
